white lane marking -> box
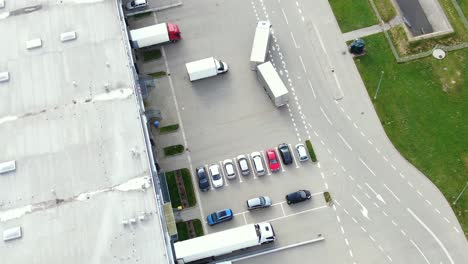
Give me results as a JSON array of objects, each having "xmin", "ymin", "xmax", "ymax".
[
  {"xmin": 387, "ymin": 255, "xmax": 393, "ymax": 262},
  {"xmin": 337, "ymin": 132, "xmax": 353, "ymax": 151},
  {"xmin": 320, "ymin": 140, "xmax": 325, "ymax": 145},
  {"xmin": 425, "ymin": 200, "xmax": 432, "ymax": 206},
  {"xmin": 373, "ymin": 202, "xmax": 379, "ymax": 208},
  {"xmin": 360, "ymin": 131, "xmax": 366, "ymax": 137},
  {"xmin": 260, "ymin": 151, "xmax": 271, "ymax": 176},
  {"xmin": 383, "ymin": 156, "xmax": 389, "ymax": 162},
  {"xmin": 369, "ymin": 235, "xmax": 376, "ymax": 242},
  {"xmin": 357, "ymin": 184, "xmax": 363, "ymax": 190},
  {"xmin": 341, "ymin": 165, "xmax": 346, "ymax": 172},
  {"xmin": 353, "ymin": 122, "xmax": 358, "ymax": 128},
  {"xmin": 367, "ymin": 139, "xmax": 373, "ymax": 145},
  {"xmin": 352, "ymin": 217, "xmax": 358, "ymax": 224},
  {"xmin": 410, "ymin": 239, "xmax": 431, "ymax": 264},
  {"xmin": 407, "ymin": 208, "xmax": 454, "ymax": 264},
  {"xmin": 340, "ymin": 226, "xmax": 345, "ymax": 234},
  {"xmin": 443, "ymin": 217, "xmax": 450, "ymax": 223},
  {"xmin": 365, "ymin": 182, "xmax": 386, "ymax": 204},
  {"xmin": 400, "ymin": 229, "xmax": 407, "ymax": 236},
  {"xmin": 378, "ymin": 245, "xmax": 384, "ymax": 252},
  {"xmin": 359, "ymin": 157, "xmax": 376, "ymax": 176},
  {"xmin": 242, "ymin": 212, "xmax": 248, "ymax": 225},
  {"xmin": 352, "ymin": 195, "xmax": 370, "ymax": 220},
  {"xmin": 408, "ymin": 182, "xmax": 414, "ymax": 188},
  {"xmin": 291, "ymin": 32, "xmax": 299, "ymax": 48},
  {"xmin": 336, "ymin": 215, "xmax": 341, "ymax": 223},
  {"xmin": 275, "ymin": 148, "xmax": 286, "ymax": 173},
  {"xmin": 391, "ymin": 220, "xmax": 398, "ymax": 227},
  {"xmin": 453, "ymin": 226, "xmax": 460, "ymax": 233},
  {"xmin": 281, "ymin": 8, "xmax": 289, "ymax": 25},
  {"xmin": 375, "ymin": 147, "xmax": 381, "ymax": 154},
  {"xmin": 365, "ymin": 193, "xmax": 372, "ymax": 199},
  {"xmin": 324, "ymin": 182, "xmax": 329, "ymax": 190},
  {"xmin": 321, "ymin": 172, "xmax": 325, "ymax": 179},
  {"xmin": 383, "ymin": 184, "xmax": 401, "ymax": 202},
  {"xmin": 399, "ymin": 172, "xmax": 405, "ymax": 179},
  {"xmin": 313, "ymin": 23, "xmax": 327, "ymax": 55},
  {"xmin": 246, "ymin": 154, "xmax": 257, "ymax": 180},
  {"xmin": 299, "ymin": 55, "xmax": 307, "ymax": 72},
  {"xmin": 349, "ymin": 250, "xmax": 353, "ymax": 257},
  {"xmin": 382, "ymin": 210, "xmax": 388, "ymax": 217},
  {"xmin": 345, "ymin": 238, "xmax": 349, "ymax": 246},
  {"xmin": 334, "ymin": 200, "xmax": 341, "ymax": 206},
  {"xmin": 435, "ymin": 208, "xmax": 441, "ymax": 214},
  {"xmin": 348, "ymin": 175, "xmax": 355, "ymax": 181},
  {"xmin": 308, "ymin": 80, "xmax": 317, "ymax": 99},
  {"xmin": 268, "ymin": 205, "xmax": 328, "ymax": 223},
  {"xmin": 233, "ymin": 157, "xmax": 243, "ymax": 183},
  {"xmin": 391, "ymin": 164, "xmax": 397, "ymax": 170},
  {"xmin": 333, "ymin": 74, "xmax": 344, "ymax": 98},
  {"xmin": 218, "ymin": 161, "xmax": 229, "ymax": 186},
  {"xmin": 313, "ymin": 130, "xmax": 319, "ymax": 137},
  {"xmin": 289, "ymin": 143, "xmax": 300, "ymax": 168},
  {"xmin": 343, "ymin": 209, "xmax": 350, "ymax": 215},
  {"xmin": 327, "ymin": 148, "xmax": 332, "ymax": 154},
  {"xmin": 317, "ymin": 162, "xmax": 321, "ymax": 168},
  {"xmin": 280, "ymin": 203, "xmax": 286, "ymax": 216},
  {"xmin": 320, "ymin": 107, "xmax": 333, "ymax": 125},
  {"xmin": 361, "ymin": 226, "xmax": 367, "ymax": 233}
]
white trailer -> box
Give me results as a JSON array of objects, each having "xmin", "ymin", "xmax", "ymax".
[
  {"xmin": 185, "ymin": 57, "xmax": 228, "ymax": 81},
  {"xmin": 174, "ymin": 222, "xmax": 275, "ymax": 264},
  {"xmin": 129, "ymin": 23, "xmax": 181, "ymax": 48},
  {"xmin": 257, "ymin": 61, "xmax": 289, "ymax": 107},
  {"xmin": 250, "ymin": 21, "xmax": 271, "ymax": 70}
]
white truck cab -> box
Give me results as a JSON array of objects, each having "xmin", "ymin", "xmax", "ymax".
[{"xmin": 126, "ymin": 0, "xmax": 147, "ymax": 10}]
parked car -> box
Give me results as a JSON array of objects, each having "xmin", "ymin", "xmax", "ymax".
[
  {"xmin": 195, "ymin": 166, "xmax": 210, "ymax": 191},
  {"xmin": 285, "ymin": 190, "xmax": 311, "ymax": 204},
  {"xmin": 295, "ymin": 143, "xmax": 309, "ymax": 161},
  {"xmin": 246, "ymin": 196, "xmax": 272, "ymax": 210},
  {"xmin": 223, "ymin": 159, "xmax": 237, "ymax": 179},
  {"xmin": 207, "ymin": 208, "xmax": 233, "ymax": 226},
  {"xmin": 237, "ymin": 155, "xmax": 250, "ymax": 176},
  {"xmin": 266, "ymin": 149, "xmax": 280, "ymax": 172},
  {"xmin": 125, "ymin": 0, "xmax": 147, "ymax": 10},
  {"xmin": 251, "ymin": 152, "xmax": 265, "ymax": 176},
  {"xmin": 208, "ymin": 164, "xmax": 224, "ymax": 188},
  {"xmin": 278, "ymin": 143, "xmax": 293, "ymax": 165}
]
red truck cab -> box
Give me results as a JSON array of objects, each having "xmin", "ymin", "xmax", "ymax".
[{"xmin": 167, "ymin": 23, "xmax": 181, "ymax": 42}]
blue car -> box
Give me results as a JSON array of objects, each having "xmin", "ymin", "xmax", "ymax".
[{"xmin": 207, "ymin": 209, "xmax": 233, "ymax": 226}]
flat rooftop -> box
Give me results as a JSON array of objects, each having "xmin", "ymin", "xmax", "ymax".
[{"xmin": 0, "ymin": 0, "xmax": 170, "ymax": 263}]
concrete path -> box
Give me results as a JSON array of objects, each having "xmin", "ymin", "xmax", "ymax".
[
  {"xmin": 174, "ymin": 205, "xmax": 202, "ymax": 222},
  {"xmin": 343, "ymin": 16, "xmax": 403, "ymax": 41}
]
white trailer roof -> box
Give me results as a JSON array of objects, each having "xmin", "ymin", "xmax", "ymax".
[
  {"xmin": 174, "ymin": 224, "xmax": 259, "ymax": 262},
  {"xmin": 185, "ymin": 57, "xmax": 216, "ymax": 74},
  {"xmin": 130, "ymin": 23, "xmax": 169, "ymax": 47},
  {"xmin": 250, "ymin": 21, "xmax": 271, "ymax": 64},
  {"xmin": 257, "ymin": 61, "xmax": 288, "ymax": 97}
]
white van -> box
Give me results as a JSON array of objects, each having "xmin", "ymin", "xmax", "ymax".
[
  {"xmin": 126, "ymin": 0, "xmax": 147, "ymax": 10},
  {"xmin": 251, "ymin": 152, "xmax": 265, "ymax": 176}
]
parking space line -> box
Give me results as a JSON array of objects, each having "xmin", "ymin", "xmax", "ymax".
[
  {"xmin": 275, "ymin": 147, "xmax": 286, "ymax": 173},
  {"xmin": 289, "ymin": 143, "xmax": 300, "ymax": 168},
  {"xmin": 280, "ymin": 203, "xmax": 286, "ymax": 216},
  {"xmin": 233, "ymin": 157, "xmax": 243, "ymax": 183},
  {"xmin": 247, "ymin": 154, "xmax": 257, "ymax": 179},
  {"xmin": 242, "ymin": 213, "xmax": 248, "ymax": 225},
  {"xmin": 268, "ymin": 205, "xmax": 327, "ymax": 223},
  {"xmin": 260, "ymin": 150, "xmax": 272, "ymax": 175},
  {"xmin": 219, "ymin": 161, "xmax": 229, "ymax": 186},
  {"xmin": 205, "ymin": 164, "xmax": 215, "ymax": 190}
]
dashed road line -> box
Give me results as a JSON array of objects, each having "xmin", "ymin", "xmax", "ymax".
[
  {"xmin": 290, "ymin": 32, "xmax": 299, "ymax": 48},
  {"xmin": 308, "ymin": 80, "xmax": 317, "ymax": 99},
  {"xmin": 320, "ymin": 107, "xmax": 333, "ymax": 125},
  {"xmin": 383, "ymin": 184, "xmax": 401, "ymax": 202},
  {"xmin": 337, "ymin": 132, "xmax": 353, "ymax": 151},
  {"xmin": 359, "ymin": 157, "xmax": 377, "ymax": 176},
  {"xmin": 299, "ymin": 55, "xmax": 307, "ymax": 73},
  {"xmin": 281, "ymin": 8, "xmax": 289, "ymax": 24},
  {"xmin": 410, "ymin": 239, "xmax": 431, "ymax": 264}
]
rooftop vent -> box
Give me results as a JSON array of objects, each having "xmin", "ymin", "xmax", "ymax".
[
  {"xmin": 26, "ymin": 38, "xmax": 42, "ymax": 49},
  {"xmin": 0, "ymin": 71, "xmax": 9, "ymax": 82},
  {"xmin": 0, "ymin": 160, "xmax": 16, "ymax": 174},
  {"xmin": 3, "ymin": 227, "xmax": 22, "ymax": 242},
  {"xmin": 60, "ymin": 31, "xmax": 77, "ymax": 42}
]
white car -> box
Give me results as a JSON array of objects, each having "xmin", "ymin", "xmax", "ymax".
[
  {"xmin": 208, "ymin": 164, "xmax": 224, "ymax": 188},
  {"xmin": 237, "ymin": 155, "xmax": 250, "ymax": 176},
  {"xmin": 125, "ymin": 0, "xmax": 147, "ymax": 10},
  {"xmin": 295, "ymin": 144, "xmax": 309, "ymax": 161},
  {"xmin": 251, "ymin": 152, "xmax": 265, "ymax": 176},
  {"xmin": 223, "ymin": 159, "xmax": 237, "ymax": 179}
]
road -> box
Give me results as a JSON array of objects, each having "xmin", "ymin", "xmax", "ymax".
[{"xmin": 155, "ymin": 0, "xmax": 468, "ymax": 263}]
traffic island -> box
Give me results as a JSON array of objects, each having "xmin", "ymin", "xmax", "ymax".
[
  {"xmin": 305, "ymin": 140, "xmax": 318, "ymax": 162},
  {"xmin": 324, "ymin": 191, "xmax": 333, "ymax": 206},
  {"xmin": 176, "ymin": 219, "xmax": 204, "ymax": 241},
  {"xmin": 165, "ymin": 168, "xmax": 196, "ymax": 209},
  {"xmin": 163, "ymin": 144, "xmax": 184, "ymax": 156},
  {"xmin": 159, "ymin": 123, "xmax": 179, "ymax": 134}
]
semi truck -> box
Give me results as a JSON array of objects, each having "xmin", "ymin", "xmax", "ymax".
[
  {"xmin": 185, "ymin": 57, "xmax": 229, "ymax": 81},
  {"xmin": 256, "ymin": 61, "xmax": 289, "ymax": 107},
  {"xmin": 129, "ymin": 23, "xmax": 181, "ymax": 48},
  {"xmin": 173, "ymin": 222, "xmax": 276, "ymax": 264},
  {"xmin": 250, "ymin": 21, "xmax": 271, "ymax": 70}
]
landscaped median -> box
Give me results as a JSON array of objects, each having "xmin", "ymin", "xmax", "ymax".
[
  {"xmin": 305, "ymin": 140, "xmax": 318, "ymax": 162},
  {"xmin": 165, "ymin": 168, "xmax": 196, "ymax": 208},
  {"xmin": 176, "ymin": 219, "xmax": 204, "ymax": 241},
  {"xmin": 354, "ymin": 33, "xmax": 467, "ymax": 235},
  {"xmin": 163, "ymin": 144, "xmax": 185, "ymax": 156}
]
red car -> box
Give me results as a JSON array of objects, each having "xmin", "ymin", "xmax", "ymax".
[{"xmin": 266, "ymin": 149, "xmax": 280, "ymax": 172}]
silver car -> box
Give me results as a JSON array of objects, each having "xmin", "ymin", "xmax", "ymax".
[
  {"xmin": 237, "ymin": 155, "xmax": 250, "ymax": 176},
  {"xmin": 295, "ymin": 144, "xmax": 309, "ymax": 161},
  {"xmin": 247, "ymin": 196, "xmax": 272, "ymax": 210},
  {"xmin": 223, "ymin": 159, "xmax": 236, "ymax": 179},
  {"xmin": 251, "ymin": 151, "xmax": 265, "ymax": 176}
]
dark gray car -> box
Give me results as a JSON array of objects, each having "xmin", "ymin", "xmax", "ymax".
[
  {"xmin": 247, "ymin": 196, "xmax": 272, "ymax": 210},
  {"xmin": 286, "ymin": 190, "xmax": 311, "ymax": 204},
  {"xmin": 196, "ymin": 166, "xmax": 210, "ymax": 191}
]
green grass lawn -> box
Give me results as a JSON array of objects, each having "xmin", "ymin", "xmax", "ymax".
[
  {"xmin": 163, "ymin": 144, "xmax": 185, "ymax": 156},
  {"xmin": 354, "ymin": 33, "xmax": 468, "ymax": 235},
  {"xmin": 159, "ymin": 124, "xmax": 179, "ymax": 134},
  {"xmin": 181, "ymin": 168, "xmax": 196, "ymax": 207},
  {"xmin": 176, "ymin": 222, "xmax": 189, "ymax": 241},
  {"xmin": 329, "ymin": 0, "xmax": 378, "ymax": 32},
  {"xmin": 458, "ymin": 0, "xmax": 468, "ymax": 16},
  {"xmin": 374, "ymin": 0, "xmax": 397, "ymax": 22},
  {"xmin": 143, "ymin": 49, "xmax": 162, "ymax": 62},
  {"xmin": 149, "ymin": 71, "xmax": 167, "ymax": 78},
  {"xmin": 165, "ymin": 171, "xmax": 181, "ymax": 208},
  {"xmin": 191, "ymin": 219, "xmax": 204, "ymax": 237}
]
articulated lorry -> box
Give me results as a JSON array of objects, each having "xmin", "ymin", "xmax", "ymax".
[
  {"xmin": 256, "ymin": 61, "xmax": 289, "ymax": 107},
  {"xmin": 129, "ymin": 22, "xmax": 181, "ymax": 48},
  {"xmin": 250, "ymin": 21, "xmax": 271, "ymax": 70},
  {"xmin": 185, "ymin": 57, "xmax": 229, "ymax": 81},
  {"xmin": 173, "ymin": 222, "xmax": 276, "ymax": 264}
]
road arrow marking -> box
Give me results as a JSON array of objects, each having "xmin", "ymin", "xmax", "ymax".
[
  {"xmin": 352, "ymin": 195, "xmax": 370, "ymax": 220},
  {"xmin": 365, "ymin": 182, "xmax": 386, "ymax": 205}
]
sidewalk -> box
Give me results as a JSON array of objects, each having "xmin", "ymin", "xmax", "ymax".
[
  {"xmin": 174, "ymin": 205, "xmax": 202, "ymax": 222},
  {"xmin": 342, "ymin": 16, "xmax": 403, "ymax": 41}
]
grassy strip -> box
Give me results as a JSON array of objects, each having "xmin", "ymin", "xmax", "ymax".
[
  {"xmin": 373, "ymin": 0, "xmax": 397, "ymax": 22},
  {"xmin": 354, "ymin": 33, "xmax": 467, "ymax": 236},
  {"xmin": 329, "ymin": 0, "xmax": 378, "ymax": 33},
  {"xmin": 159, "ymin": 124, "xmax": 179, "ymax": 134},
  {"xmin": 149, "ymin": 71, "xmax": 167, "ymax": 78},
  {"xmin": 176, "ymin": 222, "xmax": 189, "ymax": 241},
  {"xmin": 305, "ymin": 140, "xmax": 318, "ymax": 162},
  {"xmin": 324, "ymin": 192, "xmax": 333, "ymax": 205},
  {"xmin": 164, "ymin": 144, "xmax": 185, "ymax": 156},
  {"xmin": 165, "ymin": 171, "xmax": 181, "ymax": 208},
  {"xmin": 388, "ymin": 0, "xmax": 468, "ymax": 56},
  {"xmin": 143, "ymin": 49, "xmax": 162, "ymax": 62},
  {"xmin": 133, "ymin": 12, "xmax": 153, "ymax": 19},
  {"xmin": 181, "ymin": 168, "xmax": 196, "ymax": 207},
  {"xmin": 192, "ymin": 219, "xmax": 204, "ymax": 237},
  {"xmin": 458, "ymin": 0, "xmax": 468, "ymax": 17}
]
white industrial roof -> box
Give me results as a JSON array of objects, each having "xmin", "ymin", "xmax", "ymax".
[{"xmin": 0, "ymin": 0, "xmax": 170, "ymax": 263}]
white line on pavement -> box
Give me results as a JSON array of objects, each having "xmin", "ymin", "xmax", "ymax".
[
  {"xmin": 361, "ymin": 226, "xmax": 367, "ymax": 233},
  {"xmin": 365, "ymin": 182, "xmax": 386, "ymax": 204},
  {"xmin": 290, "ymin": 32, "xmax": 299, "ymax": 49},
  {"xmin": 280, "ymin": 203, "xmax": 286, "ymax": 216},
  {"xmin": 353, "ymin": 122, "xmax": 358, "ymax": 128},
  {"xmin": 337, "ymin": 132, "xmax": 353, "ymax": 151},
  {"xmin": 340, "ymin": 226, "xmax": 345, "ymax": 234},
  {"xmin": 260, "ymin": 150, "xmax": 271, "ymax": 176},
  {"xmin": 219, "ymin": 160, "xmax": 229, "ymax": 186},
  {"xmin": 407, "ymin": 208, "xmax": 454, "ymax": 264},
  {"xmin": 281, "ymin": 8, "xmax": 289, "ymax": 25},
  {"xmin": 333, "ymin": 73, "xmax": 344, "ymax": 98},
  {"xmin": 383, "ymin": 184, "xmax": 401, "ymax": 202},
  {"xmin": 269, "ymin": 205, "xmax": 328, "ymax": 223},
  {"xmin": 308, "ymin": 80, "xmax": 317, "ymax": 99},
  {"xmin": 320, "ymin": 107, "xmax": 333, "ymax": 125},
  {"xmin": 359, "ymin": 157, "xmax": 376, "ymax": 176},
  {"xmin": 410, "ymin": 239, "xmax": 431, "ymax": 264},
  {"xmin": 246, "ymin": 153, "xmax": 257, "ymax": 179},
  {"xmin": 233, "ymin": 157, "xmax": 243, "ymax": 183},
  {"xmin": 289, "ymin": 143, "xmax": 300, "ymax": 168},
  {"xmin": 242, "ymin": 213, "xmax": 248, "ymax": 225},
  {"xmin": 312, "ymin": 23, "xmax": 328, "ymax": 56},
  {"xmin": 352, "ymin": 195, "xmax": 370, "ymax": 220},
  {"xmin": 299, "ymin": 55, "xmax": 307, "ymax": 72}
]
